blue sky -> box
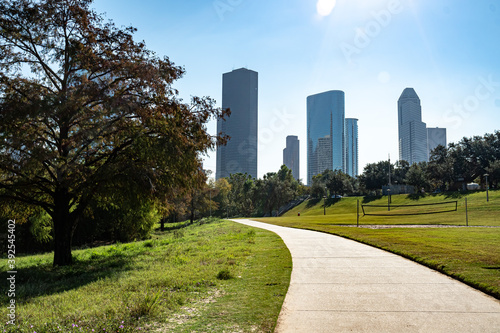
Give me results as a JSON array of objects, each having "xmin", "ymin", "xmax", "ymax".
[{"xmin": 92, "ymin": 0, "xmax": 500, "ymax": 181}]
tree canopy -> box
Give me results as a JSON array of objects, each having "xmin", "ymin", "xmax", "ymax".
[{"xmin": 0, "ymin": 0, "xmax": 227, "ymax": 265}]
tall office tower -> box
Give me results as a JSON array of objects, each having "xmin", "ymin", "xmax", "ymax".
[
  {"xmin": 283, "ymin": 135, "xmax": 300, "ymax": 181},
  {"xmin": 307, "ymin": 90, "xmax": 345, "ymax": 185},
  {"xmin": 345, "ymin": 118, "xmax": 359, "ymax": 177},
  {"xmin": 316, "ymin": 136, "xmax": 333, "ymax": 175},
  {"xmin": 427, "ymin": 127, "xmax": 447, "ymax": 158},
  {"xmin": 216, "ymin": 68, "xmax": 258, "ymax": 179},
  {"xmin": 398, "ymin": 88, "xmax": 428, "ymax": 164}
]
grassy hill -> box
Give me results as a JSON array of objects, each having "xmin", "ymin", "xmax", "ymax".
[
  {"xmin": 282, "ymin": 190, "xmax": 500, "ymax": 227},
  {"xmin": 255, "ymin": 190, "xmax": 500, "ymax": 299}
]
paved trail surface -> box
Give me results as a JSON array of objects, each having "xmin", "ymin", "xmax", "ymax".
[{"xmin": 232, "ymin": 219, "xmax": 500, "ymax": 333}]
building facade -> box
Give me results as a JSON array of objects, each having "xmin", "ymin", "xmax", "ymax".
[
  {"xmin": 216, "ymin": 68, "xmax": 258, "ymax": 179},
  {"xmin": 307, "ymin": 90, "xmax": 345, "ymax": 185},
  {"xmin": 427, "ymin": 127, "xmax": 447, "ymax": 158},
  {"xmin": 283, "ymin": 135, "xmax": 300, "ymax": 181},
  {"xmin": 398, "ymin": 88, "xmax": 428, "ymax": 164},
  {"xmin": 345, "ymin": 118, "xmax": 359, "ymax": 177}
]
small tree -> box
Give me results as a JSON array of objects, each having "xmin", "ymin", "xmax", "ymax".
[
  {"xmin": 214, "ymin": 178, "xmax": 231, "ymax": 217},
  {"xmin": 311, "ymin": 174, "xmax": 326, "ymax": 199}
]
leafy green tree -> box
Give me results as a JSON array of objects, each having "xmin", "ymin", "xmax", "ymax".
[
  {"xmin": 486, "ymin": 160, "xmax": 500, "ymax": 188},
  {"xmin": 405, "ymin": 162, "xmax": 430, "ymax": 192},
  {"xmin": 311, "ymin": 174, "xmax": 326, "ymax": 199},
  {"xmin": 258, "ymin": 165, "xmax": 299, "ymax": 216},
  {"xmin": 393, "ymin": 160, "xmax": 410, "ymax": 185},
  {"xmin": 214, "ymin": 178, "xmax": 231, "ymax": 217},
  {"xmin": 227, "ymin": 173, "xmax": 255, "ymax": 217},
  {"xmin": 76, "ymin": 194, "xmax": 160, "ymax": 244},
  {"xmin": 323, "ymin": 169, "xmax": 353, "ymax": 196},
  {"xmin": 360, "ymin": 161, "xmax": 390, "ymax": 193},
  {"xmin": 0, "ymin": 0, "xmax": 226, "ymax": 265},
  {"xmin": 427, "ymin": 145, "xmax": 454, "ymax": 191}
]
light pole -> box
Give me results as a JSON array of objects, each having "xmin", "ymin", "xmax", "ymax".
[
  {"xmin": 387, "ymin": 188, "xmax": 391, "ymax": 211},
  {"xmin": 388, "ymin": 154, "xmax": 392, "ymax": 205},
  {"xmin": 485, "ymin": 173, "xmax": 490, "ymax": 202},
  {"xmin": 324, "ymin": 186, "xmax": 327, "ymax": 215}
]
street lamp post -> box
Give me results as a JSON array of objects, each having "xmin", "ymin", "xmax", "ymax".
[
  {"xmin": 388, "ymin": 154, "xmax": 392, "ymax": 206},
  {"xmin": 387, "ymin": 188, "xmax": 391, "ymax": 211},
  {"xmin": 485, "ymin": 173, "xmax": 490, "ymax": 202},
  {"xmin": 324, "ymin": 186, "xmax": 327, "ymax": 215}
]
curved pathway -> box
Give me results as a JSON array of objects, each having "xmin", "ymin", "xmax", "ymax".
[{"xmin": 232, "ymin": 219, "xmax": 500, "ymax": 333}]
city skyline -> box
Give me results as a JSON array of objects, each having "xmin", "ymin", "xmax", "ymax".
[{"xmin": 92, "ymin": 0, "xmax": 500, "ymax": 181}]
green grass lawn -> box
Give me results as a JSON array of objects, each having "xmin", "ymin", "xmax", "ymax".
[
  {"xmin": 0, "ymin": 218, "xmax": 292, "ymax": 332},
  {"xmin": 255, "ymin": 190, "xmax": 500, "ymax": 299}
]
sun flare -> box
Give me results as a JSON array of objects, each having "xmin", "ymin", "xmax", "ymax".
[{"xmin": 316, "ymin": 0, "xmax": 337, "ymax": 17}]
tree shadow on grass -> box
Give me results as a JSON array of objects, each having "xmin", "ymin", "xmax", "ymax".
[
  {"xmin": 306, "ymin": 198, "xmax": 321, "ymax": 208},
  {"xmin": 482, "ymin": 266, "xmax": 500, "ymax": 270},
  {"xmin": 325, "ymin": 198, "xmax": 341, "ymax": 207},
  {"xmin": 444, "ymin": 191, "xmax": 473, "ymax": 199},
  {"xmin": 0, "ymin": 252, "xmax": 134, "ymax": 305},
  {"xmin": 407, "ymin": 193, "xmax": 427, "ymax": 201},
  {"xmin": 362, "ymin": 195, "xmax": 383, "ymax": 204},
  {"xmin": 156, "ymin": 220, "xmax": 195, "ymax": 232}
]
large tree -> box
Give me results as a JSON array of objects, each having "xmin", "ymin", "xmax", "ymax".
[{"xmin": 0, "ymin": 0, "xmax": 227, "ymax": 265}]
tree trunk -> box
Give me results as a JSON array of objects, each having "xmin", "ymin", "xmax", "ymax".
[
  {"xmin": 52, "ymin": 190, "xmax": 76, "ymax": 266},
  {"xmin": 53, "ymin": 219, "xmax": 74, "ymax": 266}
]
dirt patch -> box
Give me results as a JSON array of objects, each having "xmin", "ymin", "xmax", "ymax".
[{"xmin": 154, "ymin": 289, "xmax": 224, "ymax": 332}]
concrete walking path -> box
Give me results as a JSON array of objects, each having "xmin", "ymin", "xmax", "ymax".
[{"xmin": 232, "ymin": 219, "xmax": 500, "ymax": 333}]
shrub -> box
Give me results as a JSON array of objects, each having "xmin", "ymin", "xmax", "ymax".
[{"xmin": 217, "ymin": 269, "xmax": 234, "ymax": 280}]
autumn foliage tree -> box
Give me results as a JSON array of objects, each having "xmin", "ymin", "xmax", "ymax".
[{"xmin": 0, "ymin": 0, "xmax": 227, "ymax": 266}]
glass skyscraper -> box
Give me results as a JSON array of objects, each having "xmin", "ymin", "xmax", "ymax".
[
  {"xmin": 427, "ymin": 127, "xmax": 447, "ymax": 158},
  {"xmin": 345, "ymin": 118, "xmax": 358, "ymax": 177},
  {"xmin": 283, "ymin": 135, "xmax": 300, "ymax": 181},
  {"xmin": 398, "ymin": 88, "xmax": 427, "ymax": 164},
  {"xmin": 307, "ymin": 90, "xmax": 345, "ymax": 185},
  {"xmin": 216, "ymin": 68, "xmax": 258, "ymax": 179}
]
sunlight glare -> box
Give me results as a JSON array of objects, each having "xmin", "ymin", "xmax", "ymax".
[{"xmin": 317, "ymin": 0, "xmax": 336, "ymax": 17}]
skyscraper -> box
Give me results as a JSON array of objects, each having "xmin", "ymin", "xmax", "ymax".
[
  {"xmin": 427, "ymin": 127, "xmax": 447, "ymax": 158},
  {"xmin": 345, "ymin": 118, "xmax": 358, "ymax": 177},
  {"xmin": 216, "ymin": 68, "xmax": 258, "ymax": 179},
  {"xmin": 398, "ymin": 88, "xmax": 427, "ymax": 164},
  {"xmin": 307, "ymin": 90, "xmax": 345, "ymax": 185},
  {"xmin": 283, "ymin": 135, "xmax": 300, "ymax": 181}
]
